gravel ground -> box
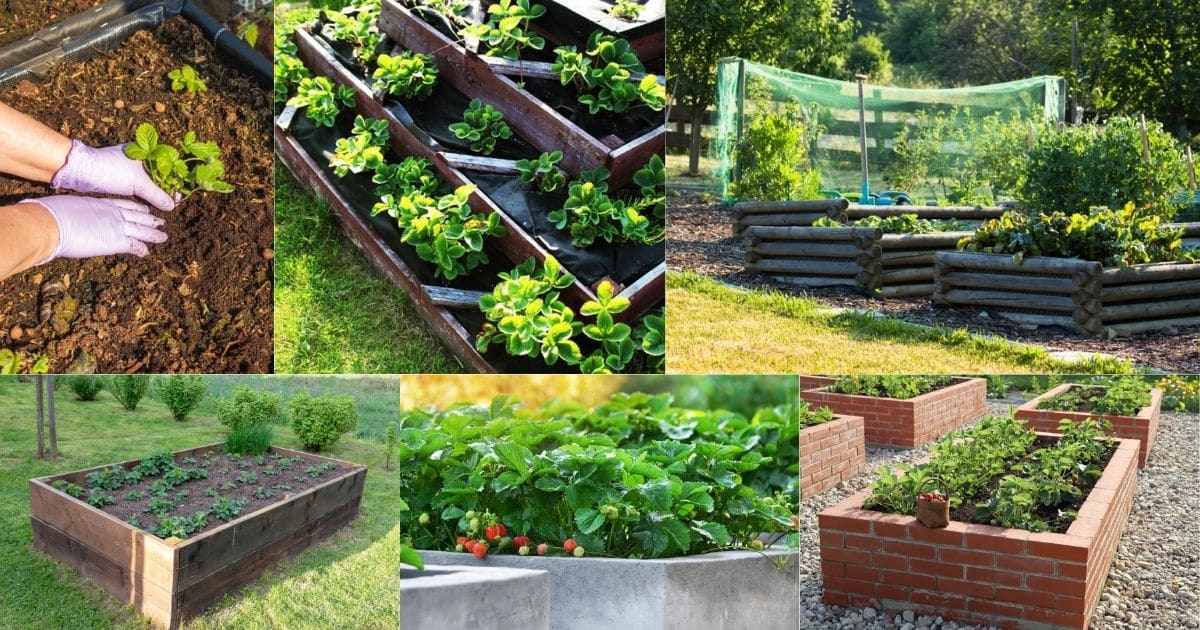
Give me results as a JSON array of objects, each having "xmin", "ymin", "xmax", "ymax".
[
  {"xmin": 798, "ymin": 399, "xmax": 1200, "ymax": 629},
  {"xmin": 667, "ymin": 190, "xmax": 1200, "ymax": 372}
]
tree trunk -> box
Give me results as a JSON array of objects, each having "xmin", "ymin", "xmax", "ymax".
[
  {"xmin": 35, "ymin": 376, "xmax": 45, "ymax": 460},
  {"xmin": 688, "ymin": 103, "xmax": 703, "ymax": 176},
  {"xmin": 47, "ymin": 375, "xmax": 57, "ymax": 460}
]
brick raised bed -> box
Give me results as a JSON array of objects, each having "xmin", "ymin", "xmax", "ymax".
[
  {"xmin": 1015, "ymin": 384, "xmax": 1164, "ymax": 468},
  {"xmin": 30, "ymin": 444, "xmax": 367, "ymax": 629},
  {"xmin": 800, "ymin": 377, "xmax": 987, "ymax": 448},
  {"xmin": 800, "ymin": 414, "xmax": 866, "ymax": 499},
  {"xmin": 818, "ymin": 433, "xmax": 1141, "ymax": 629}
]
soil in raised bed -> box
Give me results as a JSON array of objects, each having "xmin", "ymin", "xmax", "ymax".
[
  {"xmin": 0, "ymin": 18, "xmax": 273, "ymax": 373},
  {"xmin": 0, "ymin": 0, "xmax": 108, "ymax": 47},
  {"xmin": 71, "ymin": 448, "xmax": 355, "ymax": 540}
]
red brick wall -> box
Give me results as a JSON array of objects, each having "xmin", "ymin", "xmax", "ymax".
[
  {"xmin": 800, "ymin": 378, "xmax": 987, "ymax": 448},
  {"xmin": 818, "ymin": 435, "xmax": 1140, "ymax": 630},
  {"xmin": 1015, "ymin": 385, "xmax": 1162, "ymax": 467},
  {"xmin": 800, "ymin": 414, "xmax": 866, "ymax": 499}
]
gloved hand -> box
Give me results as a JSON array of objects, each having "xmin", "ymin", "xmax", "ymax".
[
  {"xmin": 19, "ymin": 196, "xmax": 168, "ymax": 263},
  {"xmin": 51, "ymin": 140, "xmax": 176, "ymax": 211}
]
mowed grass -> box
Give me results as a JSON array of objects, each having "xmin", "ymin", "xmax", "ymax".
[
  {"xmin": 0, "ymin": 377, "xmax": 400, "ymax": 630},
  {"xmin": 274, "ymin": 161, "xmax": 461, "ymax": 374},
  {"xmin": 666, "ymin": 272, "xmax": 1133, "ymax": 374}
]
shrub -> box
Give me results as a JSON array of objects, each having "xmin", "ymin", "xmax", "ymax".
[
  {"xmin": 731, "ymin": 102, "xmax": 821, "ymax": 202},
  {"xmin": 217, "ymin": 386, "xmax": 282, "ymax": 431},
  {"xmin": 156, "ymin": 375, "xmax": 207, "ymax": 421},
  {"xmin": 108, "ymin": 375, "xmax": 150, "ymax": 411},
  {"xmin": 67, "ymin": 376, "xmax": 104, "ymax": 401},
  {"xmin": 289, "ymin": 391, "xmax": 358, "ymax": 451},
  {"xmin": 225, "ymin": 423, "xmax": 273, "ymax": 456},
  {"xmin": 844, "ymin": 33, "xmax": 891, "ymax": 83}
]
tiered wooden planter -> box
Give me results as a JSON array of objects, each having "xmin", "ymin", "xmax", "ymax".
[
  {"xmin": 744, "ymin": 225, "xmax": 971, "ymax": 297},
  {"xmin": 530, "ymin": 0, "xmax": 665, "ymax": 59},
  {"xmin": 30, "ymin": 444, "xmax": 368, "ymax": 629},
  {"xmin": 818, "ymin": 434, "xmax": 1140, "ymax": 629},
  {"xmin": 1016, "ymin": 384, "xmax": 1164, "ymax": 468},
  {"xmin": 800, "ymin": 413, "xmax": 867, "ymax": 499},
  {"xmin": 933, "ymin": 252, "xmax": 1200, "ymax": 336},
  {"xmin": 800, "ymin": 376, "xmax": 987, "ymax": 448},
  {"xmin": 378, "ymin": 0, "xmax": 665, "ymax": 189},
  {"xmin": 733, "ymin": 199, "xmax": 1005, "ymax": 234}
]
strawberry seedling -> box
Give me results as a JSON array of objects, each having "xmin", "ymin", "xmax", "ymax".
[
  {"xmin": 449, "ymin": 98, "xmax": 513, "ymax": 155},
  {"xmin": 552, "ymin": 32, "xmax": 665, "ymax": 115},
  {"xmin": 461, "ymin": 0, "xmax": 546, "ymax": 60},
  {"xmin": 549, "ymin": 167, "xmax": 654, "ymax": 247},
  {"xmin": 287, "ymin": 76, "xmax": 356, "ymax": 128},
  {"xmin": 374, "ymin": 184, "xmax": 506, "ymax": 280},
  {"xmin": 373, "ymin": 51, "xmax": 439, "ymax": 100},
  {"xmin": 330, "ymin": 115, "xmax": 389, "ymax": 177},
  {"xmin": 515, "ymin": 151, "xmax": 566, "ymax": 193},
  {"xmin": 167, "ymin": 65, "xmax": 207, "ymax": 94},
  {"xmin": 124, "ymin": 123, "xmax": 233, "ymax": 197}
]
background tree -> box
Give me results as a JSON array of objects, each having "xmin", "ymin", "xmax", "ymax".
[{"xmin": 844, "ymin": 34, "xmax": 893, "ymax": 83}]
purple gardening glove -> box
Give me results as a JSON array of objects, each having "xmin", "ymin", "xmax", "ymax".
[
  {"xmin": 51, "ymin": 140, "xmax": 177, "ymax": 211},
  {"xmin": 19, "ymin": 196, "xmax": 168, "ymax": 264}
]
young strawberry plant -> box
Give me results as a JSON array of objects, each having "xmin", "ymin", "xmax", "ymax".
[
  {"xmin": 798, "ymin": 402, "xmax": 835, "ymax": 429},
  {"xmin": 548, "ymin": 167, "xmax": 654, "ymax": 247},
  {"xmin": 551, "ymin": 32, "xmax": 666, "ymax": 115},
  {"xmin": 124, "ymin": 123, "xmax": 233, "ymax": 197},
  {"xmin": 609, "ymin": 0, "xmax": 644, "ymax": 20},
  {"xmin": 374, "ymin": 185, "xmax": 507, "ymax": 280},
  {"xmin": 635, "ymin": 311, "xmax": 665, "ymax": 373},
  {"xmin": 322, "ymin": 5, "xmax": 383, "ymax": 65},
  {"xmin": 461, "ymin": 0, "xmax": 546, "ymax": 60},
  {"xmin": 632, "ymin": 153, "xmax": 665, "ymax": 220},
  {"xmin": 274, "ymin": 52, "xmax": 311, "ymax": 105},
  {"xmin": 373, "ymin": 51, "xmax": 439, "ymax": 100},
  {"xmin": 475, "ymin": 256, "xmax": 583, "ymax": 365},
  {"xmin": 515, "ymin": 150, "xmax": 566, "ymax": 193},
  {"xmin": 287, "ymin": 76, "xmax": 356, "ymax": 127},
  {"xmin": 448, "ymin": 98, "xmax": 513, "ymax": 155},
  {"xmin": 828, "ymin": 375, "xmax": 955, "ymax": 399},
  {"xmin": 330, "ymin": 115, "xmax": 389, "ymax": 177},
  {"xmin": 372, "ymin": 156, "xmax": 442, "ymax": 201},
  {"xmin": 167, "ymin": 65, "xmax": 207, "ymax": 94},
  {"xmin": 1036, "ymin": 379, "xmax": 1150, "ymax": 416},
  {"xmin": 579, "ymin": 280, "xmax": 636, "ymax": 374}
]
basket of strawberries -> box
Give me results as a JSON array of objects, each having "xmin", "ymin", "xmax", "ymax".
[{"xmin": 915, "ymin": 477, "xmax": 950, "ymax": 529}]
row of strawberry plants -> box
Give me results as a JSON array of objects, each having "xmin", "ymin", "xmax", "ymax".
[
  {"xmin": 798, "ymin": 403, "xmax": 835, "ymax": 429},
  {"xmin": 396, "ymin": 394, "xmax": 798, "ymax": 559},
  {"xmin": 824, "ymin": 375, "xmax": 956, "ymax": 399},
  {"xmin": 813, "ymin": 214, "xmax": 973, "ymax": 234},
  {"xmin": 864, "ymin": 415, "xmax": 1114, "ymax": 532},
  {"xmin": 1035, "ymin": 378, "xmax": 1151, "ymax": 416}
]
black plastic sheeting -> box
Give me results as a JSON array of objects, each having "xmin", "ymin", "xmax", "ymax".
[{"xmin": 0, "ymin": 0, "xmax": 270, "ymax": 91}]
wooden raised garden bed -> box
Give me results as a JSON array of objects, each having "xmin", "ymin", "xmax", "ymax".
[
  {"xmin": 933, "ymin": 251, "xmax": 1200, "ymax": 336},
  {"xmin": 733, "ymin": 199, "xmax": 1005, "ymax": 234},
  {"xmin": 744, "ymin": 225, "xmax": 971, "ymax": 298},
  {"xmin": 1016, "ymin": 384, "xmax": 1164, "ymax": 468},
  {"xmin": 818, "ymin": 433, "xmax": 1140, "ymax": 629},
  {"xmin": 530, "ymin": 0, "xmax": 665, "ymax": 60},
  {"xmin": 30, "ymin": 444, "xmax": 367, "ymax": 629},
  {"xmin": 800, "ymin": 413, "xmax": 866, "ymax": 499},
  {"xmin": 800, "ymin": 377, "xmax": 987, "ymax": 448},
  {"xmin": 377, "ymin": 0, "xmax": 665, "ymax": 189}
]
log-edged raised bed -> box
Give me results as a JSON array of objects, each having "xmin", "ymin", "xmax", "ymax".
[
  {"xmin": 818, "ymin": 433, "xmax": 1140, "ymax": 629},
  {"xmin": 933, "ymin": 251, "xmax": 1200, "ymax": 336},
  {"xmin": 800, "ymin": 376, "xmax": 987, "ymax": 448},
  {"xmin": 800, "ymin": 413, "xmax": 866, "ymax": 499},
  {"xmin": 30, "ymin": 444, "xmax": 367, "ymax": 629},
  {"xmin": 1016, "ymin": 384, "xmax": 1164, "ymax": 468},
  {"xmin": 733, "ymin": 198, "xmax": 1006, "ymax": 234},
  {"xmin": 377, "ymin": 0, "xmax": 665, "ymax": 189}
]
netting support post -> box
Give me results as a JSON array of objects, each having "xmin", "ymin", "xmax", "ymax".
[
  {"xmin": 855, "ymin": 74, "xmax": 870, "ymax": 204},
  {"xmin": 733, "ymin": 58, "xmax": 747, "ymax": 184}
]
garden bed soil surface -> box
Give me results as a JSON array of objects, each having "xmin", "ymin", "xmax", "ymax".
[
  {"xmin": 668, "ymin": 190, "xmax": 1200, "ymax": 372},
  {"xmin": 0, "ymin": 0, "xmax": 108, "ymax": 47},
  {"xmin": 0, "ymin": 18, "xmax": 273, "ymax": 373}
]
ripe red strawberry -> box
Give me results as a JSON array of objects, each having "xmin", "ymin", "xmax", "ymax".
[
  {"xmin": 456, "ymin": 536, "xmax": 469, "ymax": 546},
  {"xmin": 473, "ymin": 542, "xmax": 488, "ymax": 559},
  {"xmin": 513, "ymin": 536, "xmax": 530, "ymax": 548},
  {"xmin": 464, "ymin": 540, "xmax": 476, "ymax": 553},
  {"xmin": 563, "ymin": 539, "xmax": 577, "ymax": 554},
  {"xmin": 536, "ymin": 543, "xmax": 548, "ymax": 556},
  {"xmin": 497, "ymin": 523, "xmax": 507, "ymax": 537}
]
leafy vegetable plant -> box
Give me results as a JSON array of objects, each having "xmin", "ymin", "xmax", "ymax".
[
  {"xmin": 461, "ymin": 0, "xmax": 546, "ymax": 60},
  {"xmin": 374, "ymin": 185, "xmax": 507, "ymax": 280},
  {"xmin": 449, "ymin": 98, "xmax": 512, "ymax": 155},
  {"xmin": 373, "ymin": 51, "xmax": 439, "ymax": 100},
  {"xmin": 168, "ymin": 65, "xmax": 207, "ymax": 94},
  {"xmin": 552, "ymin": 32, "xmax": 665, "ymax": 115},
  {"xmin": 330, "ymin": 115, "xmax": 389, "ymax": 177},
  {"xmin": 515, "ymin": 151, "xmax": 566, "ymax": 193},
  {"xmin": 287, "ymin": 76, "xmax": 356, "ymax": 127},
  {"xmin": 124, "ymin": 123, "xmax": 232, "ymax": 197},
  {"xmin": 813, "ymin": 214, "xmax": 972, "ymax": 234},
  {"xmin": 798, "ymin": 403, "xmax": 835, "ymax": 429}
]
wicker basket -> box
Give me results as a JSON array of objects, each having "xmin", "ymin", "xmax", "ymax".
[{"xmin": 915, "ymin": 477, "xmax": 950, "ymax": 529}]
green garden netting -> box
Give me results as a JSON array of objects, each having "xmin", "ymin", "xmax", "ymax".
[{"xmin": 711, "ymin": 58, "xmax": 1066, "ymax": 201}]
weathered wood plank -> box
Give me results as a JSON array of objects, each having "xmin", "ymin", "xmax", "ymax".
[
  {"xmin": 939, "ymin": 288, "xmax": 1079, "ymax": 313},
  {"xmin": 733, "ymin": 198, "xmax": 849, "ymax": 215},
  {"xmin": 750, "ymin": 259, "xmax": 861, "ymax": 276},
  {"xmin": 427, "ymin": 286, "xmax": 488, "ymax": 309},
  {"xmin": 1101, "ymin": 262, "xmax": 1200, "ymax": 284},
  {"xmin": 1101, "ymin": 278, "xmax": 1200, "ymax": 303},
  {"xmin": 745, "ymin": 226, "xmax": 882, "ymax": 242},
  {"xmin": 936, "ymin": 252, "xmax": 1102, "ymax": 275},
  {"xmin": 937, "ymin": 271, "xmax": 1078, "ymax": 295},
  {"xmin": 749, "ymin": 241, "xmax": 868, "ymax": 259}
]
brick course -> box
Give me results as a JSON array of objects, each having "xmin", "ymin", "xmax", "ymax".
[
  {"xmin": 800, "ymin": 414, "xmax": 866, "ymax": 499},
  {"xmin": 800, "ymin": 377, "xmax": 987, "ymax": 448},
  {"xmin": 818, "ymin": 434, "xmax": 1140, "ymax": 630},
  {"xmin": 1015, "ymin": 384, "xmax": 1163, "ymax": 467}
]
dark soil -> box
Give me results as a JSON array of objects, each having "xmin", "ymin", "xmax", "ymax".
[
  {"xmin": 93, "ymin": 449, "xmax": 354, "ymax": 539},
  {"xmin": 946, "ymin": 435, "xmax": 1116, "ymax": 534},
  {"xmin": 0, "ymin": 0, "xmax": 107, "ymax": 47},
  {"xmin": 0, "ymin": 18, "xmax": 274, "ymax": 373},
  {"xmin": 668, "ymin": 190, "xmax": 1200, "ymax": 372}
]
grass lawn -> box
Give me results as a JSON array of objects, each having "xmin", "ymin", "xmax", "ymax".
[
  {"xmin": 0, "ymin": 376, "xmax": 400, "ymax": 630},
  {"xmin": 274, "ymin": 162, "xmax": 461, "ymax": 374},
  {"xmin": 666, "ymin": 272, "xmax": 1133, "ymax": 374}
]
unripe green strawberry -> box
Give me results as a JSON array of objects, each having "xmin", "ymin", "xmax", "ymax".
[
  {"xmin": 573, "ymin": 546, "xmax": 585, "ymax": 557},
  {"xmin": 469, "ymin": 517, "xmax": 481, "ymax": 532},
  {"xmin": 465, "ymin": 510, "xmax": 476, "ymax": 519},
  {"xmin": 498, "ymin": 536, "xmax": 513, "ymax": 551},
  {"xmin": 518, "ymin": 545, "xmax": 531, "ymax": 556},
  {"xmin": 455, "ymin": 543, "xmax": 465, "ymax": 552},
  {"xmin": 418, "ymin": 512, "xmax": 430, "ymax": 525},
  {"xmin": 750, "ymin": 539, "xmax": 764, "ymax": 550}
]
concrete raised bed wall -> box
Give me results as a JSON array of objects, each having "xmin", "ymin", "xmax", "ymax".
[
  {"xmin": 418, "ymin": 548, "xmax": 799, "ymax": 630},
  {"xmin": 30, "ymin": 444, "xmax": 367, "ymax": 629},
  {"xmin": 818, "ymin": 434, "xmax": 1141, "ymax": 629},
  {"xmin": 801, "ymin": 414, "xmax": 866, "ymax": 498},
  {"xmin": 800, "ymin": 377, "xmax": 988, "ymax": 448},
  {"xmin": 934, "ymin": 251, "xmax": 1200, "ymax": 336},
  {"xmin": 401, "ymin": 564, "xmax": 549, "ymax": 630},
  {"xmin": 1015, "ymin": 384, "xmax": 1164, "ymax": 467}
]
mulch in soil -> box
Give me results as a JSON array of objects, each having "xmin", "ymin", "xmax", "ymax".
[
  {"xmin": 92, "ymin": 448, "xmax": 355, "ymax": 539},
  {"xmin": 667, "ymin": 189, "xmax": 1200, "ymax": 373},
  {"xmin": 0, "ymin": 0, "xmax": 107, "ymax": 48},
  {"xmin": 0, "ymin": 18, "xmax": 274, "ymax": 373}
]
